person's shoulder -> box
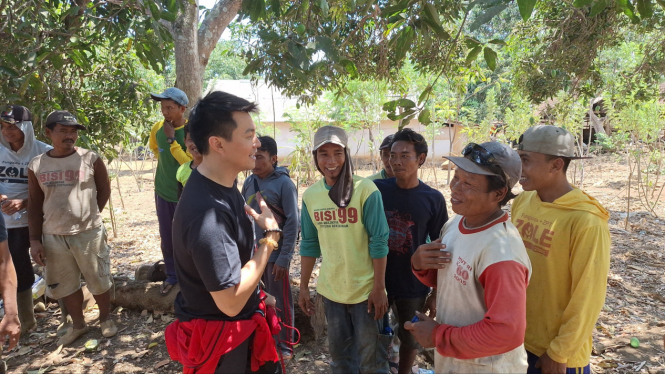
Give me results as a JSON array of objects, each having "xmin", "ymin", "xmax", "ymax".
[
  {"xmin": 354, "ymin": 174, "xmax": 379, "ymax": 190},
  {"xmin": 372, "ymin": 176, "xmax": 392, "ymax": 189},
  {"xmin": 34, "ymin": 141, "xmax": 52, "ymax": 153},
  {"xmin": 512, "ymin": 190, "xmax": 536, "ymax": 209},
  {"xmin": 367, "ymin": 171, "xmax": 382, "ymax": 181},
  {"xmin": 28, "ymin": 152, "xmax": 45, "ymax": 169},
  {"xmin": 302, "ymin": 179, "xmax": 324, "ymax": 197}
]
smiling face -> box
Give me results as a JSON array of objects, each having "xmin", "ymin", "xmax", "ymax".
[
  {"xmin": 449, "ymin": 168, "xmax": 504, "ymax": 218},
  {"xmin": 160, "ymin": 99, "xmax": 185, "ymax": 123},
  {"xmin": 380, "ymin": 147, "xmax": 394, "ymax": 178},
  {"xmin": 214, "ymin": 111, "xmax": 259, "ymax": 171},
  {"xmin": 518, "ymin": 150, "xmax": 555, "ymax": 191},
  {"xmin": 0, "ymin": 121, "xmax": 24, "ymax": 147},
  {"xmin": 45, "ymin": 124, "xmax": 78, "ymax": 153},
  {"xmin": 316, "ymin": 143, "xmax": 346, "ymax": 186},
  {"xmin": 389, "ymin": 140, "xmax": 424, "ymax": 184},
  {"xmin": 184, "ymin": 132, "xmax": 202, "ymax": 162}
]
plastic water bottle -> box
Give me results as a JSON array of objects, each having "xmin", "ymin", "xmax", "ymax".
[
  {"xmin": 11, "ymin": 210, "xmax": 22, "ymax": 220},
  {"xmin": 32, "ymin": 276, "xmax": 45, "ymax": 300},
  {"xmin": 417, "ymin": 369, "xmax": 435, "ymax": 374}
]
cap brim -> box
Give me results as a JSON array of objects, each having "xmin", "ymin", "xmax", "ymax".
[
  {"xmin": 313, "ymin": 139, "xmax": 346, "ymax": 151},
  {"xmin": 443, "ymin": 156, "xmax": 499, "ymax": 177},
  {"xmin": 150, "ymin": 93, "xmax": 167, "ymax": 101},
  {"xmin": 52, "ymin": 121, "xmax": 86, "ymax": 131}
]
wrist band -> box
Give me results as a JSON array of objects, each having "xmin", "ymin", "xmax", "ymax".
[
  {"xmin": 259, "ymin": 237, "xmax": 279, "ymax": 249},
  {"xmin": 263, "ymin": 228, "xmax": 283, "ymax": 235}
]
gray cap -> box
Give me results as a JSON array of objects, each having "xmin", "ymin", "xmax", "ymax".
[
  {"xmin": 313, "ymin": 126, "xmax": 348, "ymax": 152},
  {"xmin": 517, "ymin": 125, "xmax": 590, "ymax": 159},
  {"xmin": 150, "ymin": 87, "xmax": 189, "ymax": 107},
  {"xmin": 444, "ymin": 141, "xmax": 522, "ymax": 189}
]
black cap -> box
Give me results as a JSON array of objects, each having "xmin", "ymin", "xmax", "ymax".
[
  {"xmin": 379, "ymin": 134, "xmax": 394, "ymax": 150},
  {"xmin": 45, "ymin": 110, "xmax": 87, "ymax": 131},
  {"xmin": 1, "ymin": 105, "xmax": 32, "ymax": 124}
]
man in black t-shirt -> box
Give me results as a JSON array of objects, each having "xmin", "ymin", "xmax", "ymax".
[
  {"xmin": 374, "ymin": 128, "xmax": 448, "ymax": 374},
  {"xmin": 167, "ymin": 91, "xmax": 282, "ymax": 374}
]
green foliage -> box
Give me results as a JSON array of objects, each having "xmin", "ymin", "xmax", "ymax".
[
  {"xmin": 203, "ymin": 40, "xmax": 249, "ymax": 89},
  {"xmin": 0, "ymin": 0, "xmax": 174, "ymax": 160}
]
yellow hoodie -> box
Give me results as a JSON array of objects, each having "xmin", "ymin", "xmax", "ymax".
[{"xmin": 511, "ymin": 188, "xmax": 610, "ymax": 367}]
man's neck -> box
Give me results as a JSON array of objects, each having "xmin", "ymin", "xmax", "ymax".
[
  {"xmin": 464, "ymin": 208, "xmax": 504, "ymax": 229},
  {"xmin": 170, "ymin": 116, "xmax": 186, "ymax": 127},
  {"xmin": 324, "ymin": 176, "xmax": 338, "ymax": 187},
  {"xmin": 191, "ymin": 158, "xmax": 202, "ymax": 168},
  {"xmin": 49, "ymin": 147, "xmax": 77, "ymax": 157},
  {"xmin": 9, "ymin": 141, "xmax": 23, "ymax": 152},
  {"xmin": 197, "ymin": 156, "xmax": 238, "ymax": 188},
  {"xmin": 537, "ymin": 177, "xmax": 574, "ymax": 203},
  {"xmin": 395, "ymin": 174, "xmax": 419, "ymax": 189},
  {"xmin": 256, "ymin": 167, "xmax": 275, "ymax": 180}
]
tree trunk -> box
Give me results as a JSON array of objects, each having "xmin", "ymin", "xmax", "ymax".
[
  {"xmin": 173, "ymin": 0, "xmax": 202, "ymax": 107},
  {"xmin": 589, "ymin": 98, "xmax": 607, "ymax": 136}
]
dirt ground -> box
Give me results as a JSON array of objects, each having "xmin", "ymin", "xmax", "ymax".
[{"xmin": 4, "ymin": 153, "xmax": 665, "ymax": 373}]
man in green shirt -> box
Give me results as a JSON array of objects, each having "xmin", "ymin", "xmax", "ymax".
[
  {"xmin": 148, "ymin": 88, "xmax": 192, "ymax": 295},
  {"xmin": 299, "ymin": 126, "xmax": 391, "ymax": 373},
  {"xmin": 368, "ymin": 134, "xmax": 394, "ymax": 180}
]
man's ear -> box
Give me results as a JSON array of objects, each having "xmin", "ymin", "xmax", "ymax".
[
  {"xmin": 493, "ymin": 186, "xmax": 508, "ymax": 204},
  {"xmin": 550, "ymin": 157, "xmax": 565, "ymax": 174},
  {"xmin": 208, "ymin": 136, "xmax": 225, "ymax": 155},
  {"xmin": 418, "ymin": 153, "xmax": 426, "ymax": 168},
  {"xmin": 271, "ymin": 155, "xmax": 278, "ymax": 165}
]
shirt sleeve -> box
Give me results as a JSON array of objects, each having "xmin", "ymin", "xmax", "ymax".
[
  {"xmin": 27, "ymin": 169, "xmax": 45, "ymax": 241},
  {"xmin": 431, "ymin": 261, "xmax": 529, "ymax": 359},
  {"xmin": 546, "ymin": 224, "xmax": 611, "ymax": 364},
  {"xmin": 184, "ymin": 209, "xmax": 243, "ymax": 292},
  {"xmin": 412, "ymin": 267, "xmax": 437, "ymax": 288},
  {"xmin": 170, "ymin": 138, "xmax": 193, "ymax": 165},
  {"xmin": 362, "ymin": 190, "xmax": 389, "ymax": 259},
  {"xmin": 93, "ymin": 157, "xmax": 111, "ymax": 212},
  {"xmin": 148, "ymin": 121, "xmax": 161, "ymax": 161},
  {"xmin": 299, "ymin": 200, "xmax": 321, "ymax": 258},
  {"xmin": 276, "ymin": 178, "xmax": 300, "ymax": 268}
]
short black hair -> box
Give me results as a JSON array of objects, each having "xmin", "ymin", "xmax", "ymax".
[
  {"xmin": 188, "ymin": 91, "xmax": 258, "ymax": 155},
  {"xmin": 391, "ymin": 128, "xmax": 428, "ymax": 165},
  {"xmin": 257, "ymin": 135, "xmax": 278, "ymax": 167},
  {"xmin": 183, "ymin": 124, "xmax": 190, "ymax": 136},
  {"xmin": 544, "ymin": 155, "xmax": 571, "ymax": 173},
  {"xmin": 486, "ymin": 175, "xmax": 517, "ymax": 207}
]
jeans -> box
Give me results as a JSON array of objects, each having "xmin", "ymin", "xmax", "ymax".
[{"xmin": 323, "ymin": 296, "xmax": 391, "ymax": 374}]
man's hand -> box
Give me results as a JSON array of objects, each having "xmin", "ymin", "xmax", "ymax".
[
  {"xmin": 30, "ymin": 240, "xmax": 46, "ymax": 266},
  {"xmin": 535, "ymin": 352, "xmax": 567, "ymax": 374},
  {"xmin": 264, "ymin": 293, "xmax": 277, "ymax": 308},
  {"xmin": 412, "ymin": 238, "xmax": 451, "ymax": 271},
  {"xmin": 367, "ymin": 286, "xmax": 388, "ymax": 320},
  {"xmin": 298, "ymin": 288, "xmax": 315, "ymax": 316},
  {"xmin": 422, "ymin": 292, "xmax": 437, "ymax": 316},
  {"xmin": 273, "ymin": 264, "xmax": 288, "ymax": 281},
  {"xmin": 163, "ymin": 120, "xmax": 176, "ymax": 138},
  {"xmin": 1, "ymin": 199, "xmax": 25, "ymax": 215},
  {"xmin": 404, "ymin": 311, "xmax": 438, "ymax": 348},
  {"xmin": 245, "ymin": 192, "xmax": 279, "ymax": 232},
  {"xmin": 0, "ymin": 313, "xmax": 20, "ymax": 351}
]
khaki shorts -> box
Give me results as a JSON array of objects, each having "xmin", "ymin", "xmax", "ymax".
[{"xmin": 43, "ymin": 225, "xmax": 113, "ymax": 299}]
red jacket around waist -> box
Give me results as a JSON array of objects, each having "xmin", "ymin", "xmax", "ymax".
[{"xmin": 165, "ymin": 310, "xmax": 279, "ymax": 374}]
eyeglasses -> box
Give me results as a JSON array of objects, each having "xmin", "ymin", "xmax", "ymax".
[{"xmin": 462, "ymin": 143, "xmax": 506, "ymax": 182}]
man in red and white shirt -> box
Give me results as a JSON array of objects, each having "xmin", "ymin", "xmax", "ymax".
[{"xmin": 406, "ymin": 141, "xmax": 531, "ymax": 373}]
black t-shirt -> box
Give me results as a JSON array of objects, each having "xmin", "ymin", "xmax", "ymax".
[
  {"xmin": 374, "ymin": 178, "xmax": 448, "ymax": 298},
  {"xmin": 172, "ymin": 169, "xmax": 259, "ymax": 321}
]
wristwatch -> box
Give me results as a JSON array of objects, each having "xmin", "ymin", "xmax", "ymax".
[{"xmin": 167, "ymin": 137, "xmax": 176, "ymax": 144}]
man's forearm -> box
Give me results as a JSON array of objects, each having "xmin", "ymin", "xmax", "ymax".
[
  {"xmin": 210, "ymin": 233, "xmax": 278, "ymax": 317},
  {"xmin": 372, "ymin": 257, "xmax": 387, "ymax": 289},
  {"xmin": 0, "ymin": 242, "xmax": 18, "ymax": 316},
  {"xmin": 300, "ymin": 256, "xmax": 317, "ymax": 291}
]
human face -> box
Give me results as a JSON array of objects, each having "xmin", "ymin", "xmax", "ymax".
[
  {"xmin": 217, "ymin": 111, "xmax": 259, "ymax": 171},
  {"xmin": 449, "ymin": 168, "xmax": 503, "ymax": 218},
  {"xmin": 184, "ymin": 132, "xmax": 202, "ymax": 162},
  {"xmin": 389, "ymin": 141, "xmax": 423, "ymax": 184},
  {"xmin": 45, "ymin": 124, "xmax": 78, "ymax": 153},
  {"xmin": 380, "ymin": 148, "xmax": 394, "ymax": 178},
  {"xmin": 0, "ymin": 121, "xmax": 24, "ymax": 147},
  {"xmin": 316, "ymin": 143, "xmax": 345, "ymax": 186},
  {"xmin": 160, "ymin": 99, "xmax": 185, "ymax": 123},
  {"xmin": 253, "ymin": 149, "xmax": 276, "ymax": 179},
  {"xmin": 518, "ymin": 150, "xmax": 555, "ymax": 191}
]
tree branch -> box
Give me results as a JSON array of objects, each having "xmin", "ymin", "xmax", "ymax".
[{"xmin": 197, "ymin": 0, "xmax": 242, "ymax": 69}]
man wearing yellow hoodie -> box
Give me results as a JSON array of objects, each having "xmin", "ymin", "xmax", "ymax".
[{"xmin": 512, "ymin": 125, "xmax": 611, "ymax": 374}]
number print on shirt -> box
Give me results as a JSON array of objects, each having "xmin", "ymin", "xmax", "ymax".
[
  {"xmin": 313, "ymin": 207, "xmax": 358, "ymax": 228},
  {"xmin": 454, "ymin": 256, "xmax": 472, "ymax": 286},
  {"xmin": 38, "ymin": 170, "xmax": 85, "ymax": 186},
  {"xmin": 514, "ymin": 215, "xmax": 554, "ymax": 257}
]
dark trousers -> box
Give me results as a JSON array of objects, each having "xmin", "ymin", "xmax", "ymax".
[
  {"xmin": 262, "ymin": 262, "xmax": 295, "ymax": 357},
  {"xmin": 155, "ymin": 193, "xmax": 177, "ymax": 284},
  {"xmin": 8, "ymin": 227, "xmax": 34, "ymax": 292},
  {"xmin": 526, "ymin": 351, "xmax": 591, "ymax": 374},
  {"xmin": 215, "ymin": 333, "xmax": 282, "ymax": 374}
]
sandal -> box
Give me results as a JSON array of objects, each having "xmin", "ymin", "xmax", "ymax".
[{"xmin": 160, "ymin": 281, "xmax": 175, "ymax": 296}]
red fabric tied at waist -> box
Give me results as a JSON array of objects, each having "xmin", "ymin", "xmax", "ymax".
[{"xmin": 165, "ymin": 309, "xmax": 279, "ymax": 374}]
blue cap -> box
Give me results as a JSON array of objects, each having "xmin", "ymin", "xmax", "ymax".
[{"xmin": 150, "ymin": 87, "xmax": 189, "ymax": 107}]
